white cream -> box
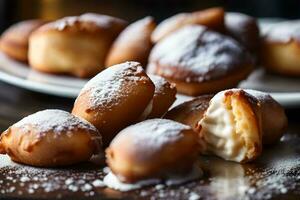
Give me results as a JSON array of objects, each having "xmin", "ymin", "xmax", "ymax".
[
  {"xmin": 103, "ymin": 164, "xmax": 203, "ymax": 191},
  {"xmin": 199, "ymin": 91, "xmax": 247, "ymax": 162},
  {"xmin": 138, "ymin": 99, "xmax": 153, "ymax": 120},
  {"xmin": 103, "ymin": 172, "xmax": 160, "ymax": 192}
]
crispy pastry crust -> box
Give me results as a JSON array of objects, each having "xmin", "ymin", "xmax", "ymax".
[
  {"xmin": 106, "ymin": 119, "xmax": 199, "ymax": 183},
  {"xmin": 0, "ymin": 110, "xmax": 102, "ymax": 167},
  {"xmin": 106, "ymin": 16, "xmax": 156, "ymax": 67},
  {"xmin": 151, "ymin": 7, "xmax": 224, "ymax": 43}
]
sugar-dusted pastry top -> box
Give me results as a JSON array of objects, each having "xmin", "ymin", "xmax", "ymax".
[
  {"xmin": 263, "ymin": 20, "xmax": 300, "ymax": 43},
  {"xmin": 13, "ymin": 109, "xmax": 98, "ymax": 136},
  {"xmin": 110, "ymin": 119, "xmax": 191, "ymax": 155},
  {"xmin": 77, "ymin": 61, "xmax": 149, "ymax": 110},
  {"xmin": 35, "ymin": 13, "xmax": 127, "ymax": 34},
  {"xmin": 148, "ymin": 25, "xmax": 252, "ymax": 83}
]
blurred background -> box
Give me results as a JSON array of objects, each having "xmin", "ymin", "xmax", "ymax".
[{"xmin": 1, "ymin": 0, "xmax": 300, "ymax": 32}]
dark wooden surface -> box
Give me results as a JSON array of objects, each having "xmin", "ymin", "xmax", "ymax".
[{"xmin": 0, "ymin": 82, "xmax": 299, "ymax": 200}]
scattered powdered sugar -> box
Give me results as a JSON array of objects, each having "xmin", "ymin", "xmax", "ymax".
[
  {"xmin": 103, "ymin": 164, "xmax": 202, "ymax": 192},
  {"xmin": 77, "ymin": 62, "xmax": 148, "ymax": 110},
  {"xmin": 0, "ymin": 155, "xmax": 106, "ymax": 198},
  {"xmin": 148, "ymin": 25, "xmax": 251, "ymax": 82},
  {"xmin": 13, "ymin": 109, "xmax": 98, "ymax": 136}
]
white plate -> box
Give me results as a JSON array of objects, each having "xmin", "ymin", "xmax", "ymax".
[{"xmin": 0, "ymin": 52, "xmax": 300, "ymax": 107}]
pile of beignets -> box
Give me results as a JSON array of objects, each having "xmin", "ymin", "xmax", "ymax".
[
  {"xmin": 0, "ymin": 7, "xmax": 290, "ymax": 191},
  {"xmin": 1, "ymin": 8, "xmax": 299, "ymax": 95},
  {"xmin": 0, "ymin": 61, "xmax": 287, "ymax": 190}
]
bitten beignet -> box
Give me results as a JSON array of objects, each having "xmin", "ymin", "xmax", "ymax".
[
  {"xmin": 105, "ymin": 119, "xmax": 200, "ymax": 184},
  {"xmin": 198, "ymin": 89, "xmax": 262, "ymax": 163},
  {"xmin": 0, "ymin": 109, "xmax": 102, "ymax": 167},
  {"xmin": 72, "ymin": 62, "xmax": 155, "ymax": 147},
  {"xmin": 105, "ymin": 16, "xmax": 156, "ymax": 67},
  {"xmin": 29, "ymin": 13, "xmax": 127, "ymax": 78},
  {"xmin": 151, "ymin": 7, "xmax": 224, "ymax": 43},
  {"xmin": 0, "ymin": 19, "xmax": 47, "ymax": 62},
  {"xmin": 147, "ymin": 25, "xmax": 254, "ymax": 96}
]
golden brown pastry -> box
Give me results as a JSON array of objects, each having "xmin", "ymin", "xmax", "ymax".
[
  {"xmin": 105, "ymin": 16, "xmax": 156, "ymax": 67},
  {"xmin": 260, "ymin": 20, "xmax": 300, "ymax": 76},
  {"xmin": 147, "ymin": 25, "xmax": 254, "ymax": 96},
  {"xmin": 0, "ymin": 109, "xmax": 102, "ymax": 167},
  {"xmin": 225, "ymin": 12, "xmax": 260, "ymax": 54},
  {"xmin": 105, "ymin": 119, "xmax": 201, "ymax": 188},
  {"xmin": 0, "ymin": 19, "xmax": 47, "ymax": 62},
  {"xmin": 144, "ymin": 75, "xmax": 177, "ymax": 119},
  {"xmin": 165, "ymin": 95, "xmax": 212, "ymax": 131},
  {"xmin": 72, "ymin": 62, "xmax": 155, "ymax": 147},
  {"xmin": 197, "ymin": 89, "xmax": 262, "ymax": 163},
  {"xmin": 151, "ymin": 7, "xmax": 224, "ymax": 43},
  {"xmin": 28, "ymin": 13, "xmax": 127, "ymax": 78},
  {"xmin": 245, "ymin": 89, "xmax": 288, "ymax": 145}
]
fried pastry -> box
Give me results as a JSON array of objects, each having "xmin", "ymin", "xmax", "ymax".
[
  {"xmin": 104, "ymin": 119, "xmax": 201, "ymax": 190},
  {"xmin": 28, "ymin": 13, "xmax": 127, "ymax": 78},
  {"xmin": 260, "ymin": 20, "xmax": 300, "ymax": 76},
  {"xmin": 143, "ymin": 75, "xmax": 177, "ymax": 119},
  {"xmin": 105, "ymin": 16, "xmax": 156, "ymax": 67},
  {"xmin": 151, "ymin": 7, "xmax": 224, "ymax": 43},
  {"xmin": 225, "ymin": 12, "xmax": 260, "ymax": 55},
  {"xmin": 72, "ymin": 62, "xmax": 155, "ymax": 147},
  {"xmin": 198, "ymin": 89, "xmax": 262, "ymax": 163},
  {"xmin": 245, "ymin": 89, "xmax": 288, "ymax": 145},
  {"xmin": 147, "ymin": 25, "xmax": 254, "ymax": 96},
  {"xmin": 0, "ymin": 109, "xmax": 102, "ymax": 167},
  {"xmin": 0, "ymin": 19, "xmax": 47, "ymax": 62}
]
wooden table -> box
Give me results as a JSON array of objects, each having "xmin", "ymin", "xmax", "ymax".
[{"xmin": 0, "ymin": 82, "xmax": 299, "ymax": 200}]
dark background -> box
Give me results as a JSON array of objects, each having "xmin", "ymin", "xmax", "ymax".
[{"xmin": 1, "ymin": 0, "xmax": 300, "ymax": 32}]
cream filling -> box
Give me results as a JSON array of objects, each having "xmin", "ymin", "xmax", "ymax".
[
  {"xmin": 199, "ymin": 93, "xmax": 247, "ymax": 162},
  {"xmin": 138, "ymin": 99, "xmax": 153, "ymax": 121},
  {"xmin": 103, "ymin": 164, "xmax": 202, "ymax": 192}
]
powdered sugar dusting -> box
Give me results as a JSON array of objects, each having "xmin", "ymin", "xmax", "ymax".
[
  {"xmin": 263, "ymin": 20, "xmax": 300, "ymax": 43},
  {"xmin": 77, "ymin": 62, "xmax": 148, "ymax": 110},
  {"xmin": 149, "ymin": 74, "xmax": 172, "ymax": 95},
  {"xmin": 148, "ymin": 25, "xmax": 252, "ymax": 82},
  {"xmin": 112, "ymin": 119, "xmax": 191, "ymax": 156},
  {"xmin": 46, "ymin": 13, "xmax": 125, "ymax": 31},
  {"xmin": 13, "ymin": 109, "xmax": 98, "ymax": 136}
]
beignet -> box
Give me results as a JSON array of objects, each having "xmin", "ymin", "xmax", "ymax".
[
  {"xmin": 0, "ymin": 19, "xmax": 47, "ymax": 62},
  {"xmin": 105, "ymin": 119, "xmax": 200, "ymax": 184},
  {"xmin": 0, "ymin": 109, "xmax": 102, "ymax": 167},
  {"xmin": 105, "ymin": 16, "xmax": 156, "ymax": 67},
  {"xmin": 225, "ymin": 12, "xmax": 260, "ymax": 55},
  {"xmin": 29, "ymin": 13, "xmax": 127, "ymax": 78},
  {"xmin": 260, "ymin": 20, "xmax": 300, "ymax": 76},
  {"xmin": 72, "ymin": 62, "xmax": 155, "ymax": 147},
  {"xmin": 144, "ymin": 75, "xmax": 177, "ymax": 119},
  {"xmin": 152, "ymin": 7, "xmax": 224, "ymax": 43},
  {"xmin": 198, "ymin": 89, "xmax": 262, "ymax": 163},
  {"xmin": 147, "ymin": 25, "xmax": 254, "ymax": 96}
]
